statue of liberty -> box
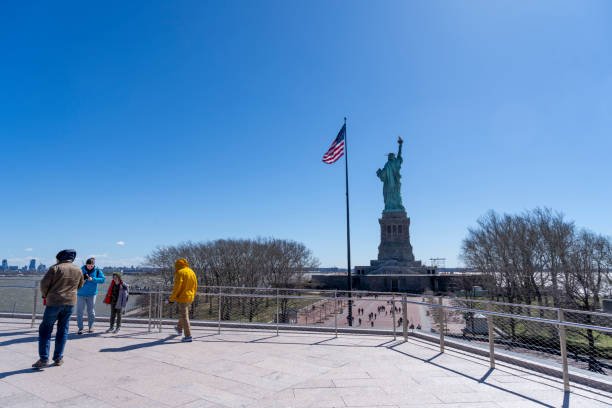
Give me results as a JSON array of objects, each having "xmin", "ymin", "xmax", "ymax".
[{"xmin": 376, "ymin": 137, "xmax": 405, "ymax": 212}]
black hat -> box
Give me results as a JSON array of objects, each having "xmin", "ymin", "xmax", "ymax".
[{"xmin": 56, "ymin": 249, "xmax": 77, "ymax": 262}]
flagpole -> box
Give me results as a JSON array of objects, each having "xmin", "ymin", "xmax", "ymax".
[{"xmin": 344, "ymin": 117, "xmax": 353, "ymax": 327}]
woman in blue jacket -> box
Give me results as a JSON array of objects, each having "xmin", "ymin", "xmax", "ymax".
[{"xmin": 76, "ymin": 257, "xmax": 105, "ymax": 334}]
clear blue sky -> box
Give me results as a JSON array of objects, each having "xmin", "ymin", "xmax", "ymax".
[{"xmin": 1, "ymin": 1, "xmax": 611, "ymax": 268}]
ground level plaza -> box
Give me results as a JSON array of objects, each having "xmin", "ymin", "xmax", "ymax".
[{"xmin": 0, "ymin": 318, "xmax": 609, "ymax": 408}]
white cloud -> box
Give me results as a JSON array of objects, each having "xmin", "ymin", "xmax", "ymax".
[
  {"xmin": 24, "ymin": 248, "xmax": 33, "ymax": 252},
  {"xmin": 116, "ymin": 241, "xmax": 126, "ymax": 246}
]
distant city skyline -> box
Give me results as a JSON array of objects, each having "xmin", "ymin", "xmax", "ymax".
[
  {"xmin": 0, "ymin": 258, "xmax": 46, "ymax": 271},
  {"xmin": 0, "ymin": 255, "xmax": 136, "ymax": 270},
  {"xmin": 0, "ymin": 256, "xmax": 154, "ymax": 272},
  {"xmin": 2, "ymin": 2, "xmax": 611, "ymax": 269}
]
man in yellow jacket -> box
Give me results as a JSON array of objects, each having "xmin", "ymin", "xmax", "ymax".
[{"xmin": 169, "ymin": 258, "xmax": 197, "ymax": 342}]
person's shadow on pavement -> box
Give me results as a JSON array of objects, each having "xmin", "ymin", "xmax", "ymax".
[{"xmin": 98, "ymin": 334, "xmax": 179, "ymax": 353}]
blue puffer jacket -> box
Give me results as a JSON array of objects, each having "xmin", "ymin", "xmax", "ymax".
[{"xmin": 77, "ymin": 266, "xmax": 105, "ymax": 296}]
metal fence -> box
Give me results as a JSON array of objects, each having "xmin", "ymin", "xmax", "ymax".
[{"xmin": 1, "ymin": 284, "xmax": 611, "ymax": 391}]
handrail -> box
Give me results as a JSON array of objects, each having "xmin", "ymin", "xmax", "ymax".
[
  {"xmin": 454, "ymin": 297, "xmax": 612, "ymax": 318},
  {"xmin": 126, "ymin": 289, "xmax": 612, "ymax": 333},
  {"xmin": 0, "ymin": 278, "xmax": 612, "ymax": 318},
  {"xmin": 402, "ymin": 298, "xmax": 612, "ymax": 333},
  {"xmin": 162, "ymin": 285, "xmax": 612, "ymax": 317},
  {"xmin": 5, "ymin": 283, "xmax": 609, "ymax": 327}
]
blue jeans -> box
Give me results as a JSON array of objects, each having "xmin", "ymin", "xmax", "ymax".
[
  {"xmin": 76, "ymin": 295, "xmax": 96, "ymax": 330},
  {"xmin": 38, "ymin": 305, "xmax": 73, "ymax": 361}
]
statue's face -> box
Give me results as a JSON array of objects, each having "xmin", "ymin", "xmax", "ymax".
[{"xmin": 388, "ymin": 153, "xmax": 395, "ymax": 160}]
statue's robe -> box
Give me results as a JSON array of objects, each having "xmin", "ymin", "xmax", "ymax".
[{"xmin": 377, "ymin": 156, "xmax": 404, "ymax": 212}]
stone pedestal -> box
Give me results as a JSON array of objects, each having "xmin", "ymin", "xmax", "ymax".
[
  {"xmin": 377, "ymin": 211, "xmax": 414, "ymax": 262},
  {"xmin": 354, "ymin": 211, "xmax": 425, "ymax": 276}
]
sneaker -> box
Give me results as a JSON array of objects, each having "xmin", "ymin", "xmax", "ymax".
[
  {"xmin": 88, "ymin": 328, "xmax": 94, "ymax": 334},
  {"xmin": 53, "ymin": 358, "xmax": 64, "ymax": 366},
  {"xmin": 113, "ymin": 327, "xmax": 120, "ymax": 334},
  {"xmin": 106, "ymin": 327, "xmax": 114, "ymax": 333},
  {"xmin": 32, "ymin": 359, "xmax": 49, "ymax": 369},
  {"xmin": 181, "ymin": 336, "xmax": 193, "ymax": 343},
  {"xmin": 174, "ymin": 326, "xmax": 182, "ymax": 335},
  {"xmin": 77, "ymin": 329, "xmax": 84, "ymax": 335}
]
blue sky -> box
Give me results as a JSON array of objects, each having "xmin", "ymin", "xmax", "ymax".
[{"xmin": 1, "ymin": 1, "xmax": 611, "ymax": 268}]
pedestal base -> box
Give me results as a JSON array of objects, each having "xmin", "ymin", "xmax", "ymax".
[{"xmin": 377, "ymin": 211, "xmax": 415, "ymax": 262}]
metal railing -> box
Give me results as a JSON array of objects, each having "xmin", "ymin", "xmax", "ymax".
[{"xmin": 1, "ymin": 284, "xmax": 611, "ymax": 391}]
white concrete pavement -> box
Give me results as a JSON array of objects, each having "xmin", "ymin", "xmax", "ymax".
[{"xmin": 0, "ymin": 318, "xmax": 610, "ymax": 408}]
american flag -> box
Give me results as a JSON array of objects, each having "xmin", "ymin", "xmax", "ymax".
[{"xmin": 322, "ymin": 124, "xmax": 346, "ymax": 164}]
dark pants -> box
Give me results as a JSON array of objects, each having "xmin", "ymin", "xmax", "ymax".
[
  {"xmin": 110, "ymin": 307, "xmax": 122, "ymax": 328},
  {"xmin": 39, "ymin": 305, "xmax": 74, "ymax": 361}
]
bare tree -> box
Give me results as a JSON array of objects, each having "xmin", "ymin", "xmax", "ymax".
[
  {"xmin": 146, "ymin": 238, "xmax": 319, "ymax": 323},
  {"xmin": 462, "ymin": 208, "xmax": 612, "ymax": 372},
  {"xmin": 531, "ymin": 208, "xmax": 575, "ymax": 308},
  {"xmin": 564, "ymin": 230, "xmax": 612, "ymax": 373}
]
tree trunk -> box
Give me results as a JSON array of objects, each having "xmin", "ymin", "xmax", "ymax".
[
  {"xmin": 586, "ymin": 328, "xmax": 602, "ymax": 373},
  {"xmin": 248, "ymin": 297, "xmax": 255, "ymax": 322}
]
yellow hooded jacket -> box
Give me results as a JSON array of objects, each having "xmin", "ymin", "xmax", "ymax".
[{"xmin": 169, "ymin": 258, "xmax": 198, "ymax": 303}]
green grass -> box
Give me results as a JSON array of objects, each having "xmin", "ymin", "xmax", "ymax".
[{"xmin": 492, "ymin": 318, "xmax": 612, "ymax": 359}]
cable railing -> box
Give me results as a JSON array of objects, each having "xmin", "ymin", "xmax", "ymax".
[{"xmin": 1, "ymin": 283, "xmax": 610, "ymax": 391}]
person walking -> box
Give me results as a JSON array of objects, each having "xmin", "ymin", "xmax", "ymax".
[
  {"xmin": 76, "ymin": 257, "xmax": 105, "ymax": 334},
  {"xmin": 103, "ymin": 272, "xmax": 129, "ymax": 334},
  {"xmin": 33, "ymin": 249, "xmax": 84, "ymax": 368},
  {"xmin": 169, "ymin": 258, "xmax": 197, "ymax": 342}
]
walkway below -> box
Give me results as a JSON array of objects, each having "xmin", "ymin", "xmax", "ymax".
[{"xmin": 0, "ymin": 318, "xmax": 610, "ymax": 408}]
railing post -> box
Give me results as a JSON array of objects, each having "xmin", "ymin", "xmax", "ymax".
[
  {"xmin": 276, "ymin": 288, "xmax": 280, "ymax": 336},
  {"xmin": 158, "ymin": 292, "xmax": 163, "ymax": 333},
  {"xmin": 153, "ymin": 292, "xmax": 157, "ymax": 330},
  {"xmin": 487, "ymin": 303, "xmax": 495, "ymax": 369},
  {"xmin": 558, "ymin": 309, "xmax": 570, "ymax": 392},
  {"xmin": 31, "ymin": 288, "xmax": 38, "ymax": 328},
  {"xmin": 334, "ymin": 290, "xmax": 338, "ymax": 338},
  {"xmin": 148, "ymin": 292, "xmax": 152, "ymax": 333},
  {"xmin": 438, "ymin": 297, "xmax": 445, "ymax": 353},
  {"xmin": 218, "ymin": 290, "xmax": 222, "ymax": 335},
  {"xmin": 153, "ymin": 293, "xmax": 157, "ymax": 329},
  {"xmin": 391, "ymin": 296, "xmax": 397, "ymax": 340},
  {"xmin": 402, "ymin": 295, "xmax": 408, "ymax": 341}
]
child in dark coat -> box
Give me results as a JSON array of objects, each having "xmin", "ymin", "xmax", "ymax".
[{"xmin": 103, "ymin": 272, "xmax": 129, "ymax": 334}]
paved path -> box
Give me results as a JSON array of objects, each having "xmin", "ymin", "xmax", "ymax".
[
  {"xmin": 336, "ymin": 298, "xmax": 428, "ymax": 330},
  {"xmin": 0, "ymin": 318, "xmax": 610, "ymax": 407}
]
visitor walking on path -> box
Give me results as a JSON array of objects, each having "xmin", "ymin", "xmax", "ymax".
[
  {"xmin": 76, "ymin": 257, "xmax": 105, "ymax": 334},
  {"xmin": 33, "ymin": 249, "xmax": 84, "ymax": 368},
  {"xmin": 104, "ymin": 272, "xmax": 129, "ymax": 333},
  {"xmin": 169, "ymin": 258, "xmax": 197, "ymax": 342}
]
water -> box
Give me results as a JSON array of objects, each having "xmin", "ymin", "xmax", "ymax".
[{"xmin": 0, "ymin": 275, "xmax": 160, "ymax": 317}]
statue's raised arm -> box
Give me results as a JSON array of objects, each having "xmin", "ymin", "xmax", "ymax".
[{"xmin": 397, "ymin": 136, "xmax": 403, "ymax": 160}]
